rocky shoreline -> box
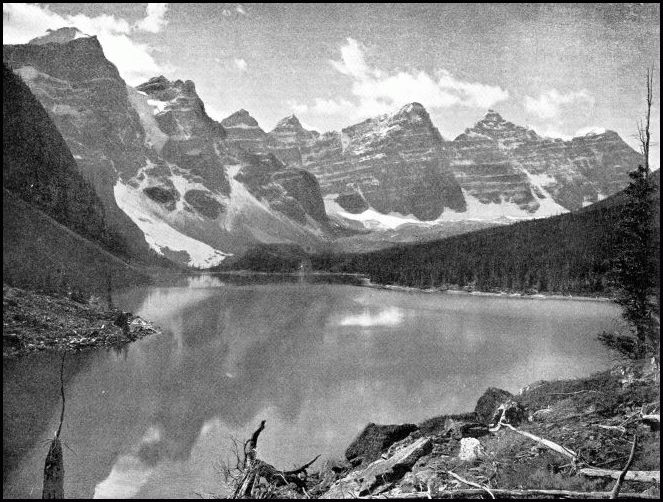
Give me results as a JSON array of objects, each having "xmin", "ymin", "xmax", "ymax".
[
  {"xmin": 312, "ymin": 362, "xmax": 660, "ymax": 499},
  {"xmin": 226, "ymin": 361, "xmax": 659, "ymax": 499},
  {"xmin": 2, "ymin": 284, "xmax": 161, "ymax": 358}
]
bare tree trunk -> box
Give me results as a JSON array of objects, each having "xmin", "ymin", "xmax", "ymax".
[{"xmin": 42, "ymin": 354, "xmax": 66, "ymax": 499}]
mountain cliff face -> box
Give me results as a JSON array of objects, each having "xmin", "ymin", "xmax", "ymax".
[
  {"xmin": 3, "ymin": 34, "xmax": 153, "ymax": 259},
  {"xmin": 449, "ymin": 110, "xmax": 643, "ymax": 212},
  {"xmin": 266, "ymin": 103, "xmax": 466, "ymax": 222},
  {"xmin": 4, "ymin": 27, "xmax": 643, "ymax": 262},
  {"xmin": 221, "ymin": 109, "xmax": 268, "ymax": 153},
  {"xmin": 2, "ymin": 62, "xmax": 125, "ymax": 254},
  {"xmin": 4, "ymin": 29, "xmax": 331, "ymax": 267},
  {"xmin": 258, "ymin": 107, "xmax": 641, "ymax": 231}
]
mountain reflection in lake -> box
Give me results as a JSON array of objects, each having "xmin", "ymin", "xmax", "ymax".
[{"xmin": 3, "ymin": 278, "xmax": 621, "ymax": 498}]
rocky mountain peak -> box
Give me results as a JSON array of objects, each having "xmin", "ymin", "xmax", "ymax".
[
  {"xmin": 474, "ymin": 109, "xmax": 510, "ymax": 130},
  {"xmin": 273, "ymin": 114, "xmax": 304, "ymax": 131},
  {"xmin": 392, "ymin": 102, "xmax": 431, "ymax": 124},
  {"xmin": 221, "ymin": 109, "xmax": 261, "ymax": 128},
  {"xmin": 28, "ymin": 27, "xmax": 92, "ymax": 45},
  {"xmin": 136, "ymin": 75, "xmax": 171, "ymax": 93},
  {"xmin": 468, "ymin": 110, "xmax": 540, "ymax": 145}
]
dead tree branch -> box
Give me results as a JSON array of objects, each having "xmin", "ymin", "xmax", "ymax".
[
  {"xmin": 609, "ymin": 435, "xmax": 638, "ymax": 499},
  {"xmin": 446, "ymin": 471, "xmax": 495, "ymax": 499}
]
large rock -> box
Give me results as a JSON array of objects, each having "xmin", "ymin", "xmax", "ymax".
[
  {"xmin": 458, "ymin": 437, "xmax": 482, "ymax": 462},
  {"xmin": 345, "ymin": 422, "xmax": 419, "ymax": 466},
  {"xmin": 474, "ymin": 387, "xmax": 513, "ymax": 424},
  {"xmin": 324, "ymin": 437, "xmax": 433, "ymax": 498}
]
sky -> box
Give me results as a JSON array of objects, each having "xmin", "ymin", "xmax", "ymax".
[{"xmin": 3, "ymin": 3, "xmax": 661, "ymax": 167}]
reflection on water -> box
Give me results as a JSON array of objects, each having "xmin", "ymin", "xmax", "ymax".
[
  {"xmin": 3, "ymin": 281, "xmax": 621, "ymax": 499},
  {"xmin": 338, "ymin": 306, "xmax": 405, "ymax": 327}
]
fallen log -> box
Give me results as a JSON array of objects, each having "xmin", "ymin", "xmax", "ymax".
[
  {"xmin": 595, "ymin": 424, "xmax": 626, "ymax": 433},
  {"xmin": 356, "ymin": 488, "xmax": 660, "ymax": 499},
  {"xmin": 501, "ymin": 423, "xmax": 577, "ymax": 460},
  {"xmin": 580, "ymin": 468, "xmax": 659, "ymax": 483}
]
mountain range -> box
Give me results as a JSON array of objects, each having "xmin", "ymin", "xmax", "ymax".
[{"xmin": 3, "ymin": 27, "xmax": 644, "ymax": 268}]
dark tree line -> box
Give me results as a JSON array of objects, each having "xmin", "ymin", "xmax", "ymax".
[{"xmin": 311, "ymin": 186, "xmax": 659, "ymax": 297}]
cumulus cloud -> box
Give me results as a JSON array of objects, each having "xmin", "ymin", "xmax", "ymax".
[
  {"xmin": 134, "ymin": 3, "xmax": 169, "ymax": 33},
  {"xmin": 233, "ymin": 58, "xmax": 247, "ymax": 72},
  {"xmin": 2, "ymin": 3, "xmax": 171, "ymax": 85},
  {"xmin": 575, "ymin": 126, "xmax": 606, "ymax": 136},
  {"xmin": 286, "ymin": 99, "xmax": 310, "ymax": 114},
  {"xmin": 524, "ymin": 89, "xmax": 595, "ymax": 120},
  {"xmin": 290, "ymin": 37, "xmax": 509, "ymax": 121},
  {"xmin": 236, "ymin": 5, "xmax": 247, "ymax": 16}
]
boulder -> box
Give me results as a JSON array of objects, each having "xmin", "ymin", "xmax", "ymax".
[
  {"xmin": 458, "ymin": 437, "xmax": 482, "ymax": 462},
  {"xmin": 324, "ymin": 437, "xmax": 433, "ymax": 498},
  {"xmin": 345, "ymin": 422, "xmax": 419, "ymax": 466},
  {"xmin": 490, "ymin": 399, "xmax": 527, "ymax": 427},
  {"xmin": 474, "ymin": 387, "xmax": 513, "ymax": 424}
]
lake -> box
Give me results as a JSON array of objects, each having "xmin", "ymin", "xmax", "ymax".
[{"xmin": 3, "ymin": 276, "xmax": 622, "ymax": 498}]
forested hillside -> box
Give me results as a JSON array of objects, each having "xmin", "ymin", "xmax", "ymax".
[{"xmin": 310, "ymin": 171, "xmax": 660, "ymax": 295}]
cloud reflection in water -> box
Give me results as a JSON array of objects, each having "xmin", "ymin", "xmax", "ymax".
[{"xmin": 338, "ymin": 307, "xmax": 404, "ymax": 327}]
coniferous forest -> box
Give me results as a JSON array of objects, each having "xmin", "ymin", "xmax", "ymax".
[{"xmin": 309, "ymin": 173, "xmax": 660, "ymax": 296}]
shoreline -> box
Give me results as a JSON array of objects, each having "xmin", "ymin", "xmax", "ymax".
[
  {"xmin": 204, "ymin": 270, "xmax": 614, "ymax": 302},
  {"xmin": 2, "ymin": 284, "xmax": 161, "ymax": 359},
  {"xmin": 362, "ymin": 281, "xmax": 614, "ymax": 302}
]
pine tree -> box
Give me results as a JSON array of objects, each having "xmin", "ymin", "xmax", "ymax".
[{"xmin": 600, "ymin": 68, "xmax": 659, "ymax": 359}]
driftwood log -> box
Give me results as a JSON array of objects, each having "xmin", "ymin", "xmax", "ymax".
[
  {"xmin": 231, "ymin": 420, "xmax": 320, "ymax": 499},
  {"xmin": 356, "ymin": 488, "xmax": 660, "ymax": 499},
  {"xmin": 580, "ymin": 468, "xmax": 659, "ymax": 483},
  {"xmin": 42, "ymin": 354, "xmax": 66, "ymax": 499}
]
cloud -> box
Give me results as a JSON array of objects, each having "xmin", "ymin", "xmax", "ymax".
[
  {"xmin": 292, "ymin": 37, "xmax": 509, "ymax": 121},
  {"xmin": 2, "ymin": 3, "xmax": 171, "ymax": 85},
  {"xmin": 236, "ymin": 5, "xmax": 247, "ymax": 16},
  {"xmin": 524, "ymin": 89, "xmax": 595, "ymax": 120},
  {"xmin": 134, "ymin": 3, "xmax": 169, "ymax": 33},
  {"xmin": 538, "ymin": 127, "xmax": 573, "ymax": 141},
  {"xmin": 233, "ymin": 58, "xmax": 247, "ymax": 72},
  {"xmin": 575, "ymin": 126, "xmax": 606, "ymax": 136},
  {"xmin": 286, "ymin": 99, "xmax": 309, "ymax": 114}
]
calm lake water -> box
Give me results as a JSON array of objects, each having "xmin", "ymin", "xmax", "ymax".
[{"xmin": 3, "ymin": 276, "xmax": 622, "ymax": 498}]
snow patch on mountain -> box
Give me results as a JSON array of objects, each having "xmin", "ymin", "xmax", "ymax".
[
  {"xmin": 126, "ymin": 87, "xmax": 168, "ymax": 152},
  {"xmin": 114, "ymin": 180, "xmax": 230, "ymax": 267},
  {"xmin": 439, "ymin": 189, "xmax": 565, "ymax": 222},
  {"xmin": 223, "ymin": 123, "xmax": 262, "ymax": 129},
  {"xmin": 147, "ymin": 99, "xmax": 168, "ymax": 114},
  {"xmin": 519, "ymin": 167, "xmax": 568, "ymax": 216},
  {"xmin": 324, "ymin": 195, "xmax": 424, "ymax": 229}
]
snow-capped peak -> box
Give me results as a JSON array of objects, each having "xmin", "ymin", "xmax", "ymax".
[{"xmin": 29, "ymin": 27, "xmax": 92, "ymax": 46}]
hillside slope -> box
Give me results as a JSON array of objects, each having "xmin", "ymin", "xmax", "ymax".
[
  {"xmin": 2, "ymin": 63, "xmax": 128, "ymax": 256},
  {"xmin": 3, "ymin": 190, "xmax": 151, "ymax": 295}
]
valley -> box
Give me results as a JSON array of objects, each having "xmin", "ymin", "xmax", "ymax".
[{"xmin": 2, "ymin": 4, "xmax": 659, "ymax": 500}]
